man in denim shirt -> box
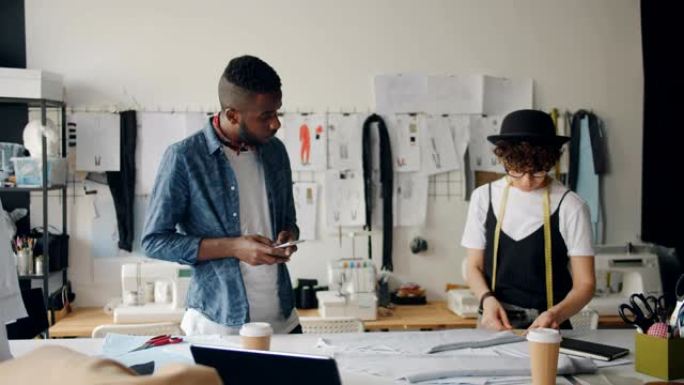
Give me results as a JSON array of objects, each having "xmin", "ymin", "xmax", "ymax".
[{"xmin": 142, "ymin": 56, "xmax": 301, "ymax": 335}]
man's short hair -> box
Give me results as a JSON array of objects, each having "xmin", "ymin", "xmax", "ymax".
[{"xmin": 222, "ymin": 55, "xmax": 281, "ymax": 94}]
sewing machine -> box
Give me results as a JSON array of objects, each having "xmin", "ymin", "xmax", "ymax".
[
  {"xmin": 589, "ymin": 244, "xmax": 663, "ymax": 315},
  {"xmin": 113, "ymin": 262, "xmax": 192, "ymax": 324},
  {"xmin": 317, "ymin": 259, "xmax": 378, "ymax": 320}
]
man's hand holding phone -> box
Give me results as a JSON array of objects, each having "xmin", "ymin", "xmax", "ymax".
[{"xmin": 274, "ymin": 231, "xmax": 302, "ymax": 259}]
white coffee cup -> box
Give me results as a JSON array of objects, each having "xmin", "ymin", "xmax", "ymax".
[
  {"xmin": 527, "ymin": 328, "xmax": 561, "ymax": 385},
  {"xmin": 239, "ymin": 322, "xmax": 273, "ymax": 351}
]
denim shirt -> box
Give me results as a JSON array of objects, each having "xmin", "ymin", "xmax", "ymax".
[{"xmin": 142, "ymin": 121, "xmax": 297, "ymax": 327}]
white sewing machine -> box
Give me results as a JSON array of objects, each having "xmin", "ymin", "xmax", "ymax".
[
  {"xmin": 589, "ymin": 244, "xmax": 663, "ymax": 315},
  {"xmin": 113, "ymin": 262, "xmax": 192, "ymax": 324},
  {"xmin": 317, "ymin": 259, "xmax": 378, "ymax": 320}
]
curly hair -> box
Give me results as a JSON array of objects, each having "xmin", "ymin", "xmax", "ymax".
[
  {"xmin": 222, "ymin": 55, "xmax": 281, "ymax": 94},
  {"xmin": 493, "ymin": 141, "xmax": 562, "ymax": 173}
]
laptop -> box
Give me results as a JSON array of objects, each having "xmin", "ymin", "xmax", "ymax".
[{"xmin": 190, "ymin": 344, "xmax": 343, "ymax": 385}]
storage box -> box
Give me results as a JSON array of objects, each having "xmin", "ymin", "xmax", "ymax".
[
  {"xmin": 635, "ymin": 332, "xmax": 684, "ymax": 380},
  {"xmin": 0, "ymin": 68, "xmax": 63, "ymax": 101},
  {"xmin": 11, "ymin": 157, "xmax": 67, "ymax": 187}
]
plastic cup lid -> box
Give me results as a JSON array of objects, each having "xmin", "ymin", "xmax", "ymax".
[
  {"xmin": 239, "ymin": 322, "xmax": 273, "ymax": 337},
  {"xmin": 527, "ymin": 328, "xmax": 561, "ymax": 343}
]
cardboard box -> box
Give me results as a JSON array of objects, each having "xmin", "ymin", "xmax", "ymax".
[
  {"xmin": 0, "ymin": 67, "xmax": 63, "ymax": 101},
  {"xmin": 635, "ymin": 332, "xmax": 684, "ymax": 380}
]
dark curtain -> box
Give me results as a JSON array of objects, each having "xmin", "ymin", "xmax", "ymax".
[
  {"xmin": 640, "ymin": 2, "xmax": 684, "ymax": 254},
  {"xmin": 641, "ymin": 1, "xmax": 684, "ymax": 303}
]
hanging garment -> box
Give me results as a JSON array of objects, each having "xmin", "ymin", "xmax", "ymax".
[
  {"xmin": 569, "ymin": 111, "xmax": 605, "ymax": 243},
  {"xmin": 362, "ymin": 114, "xmax": 394, "ymax": 271},
  {"xmin": 106, "ymin": 110, "xmax": 137, "ymax": 251}
]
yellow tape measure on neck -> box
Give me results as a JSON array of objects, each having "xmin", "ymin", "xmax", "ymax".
[{"xmin": 492, "ymin": 181, "xmax": 554, "ymax": 310}]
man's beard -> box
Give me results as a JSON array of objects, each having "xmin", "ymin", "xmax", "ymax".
[{"xmin": 238, "ymin": 121, "xmax": 265, "ymax": 147}]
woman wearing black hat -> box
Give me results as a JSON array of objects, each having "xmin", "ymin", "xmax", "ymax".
[{"xmin": 462, "ymin": 109, "xmax": 595, "ymax": 330}]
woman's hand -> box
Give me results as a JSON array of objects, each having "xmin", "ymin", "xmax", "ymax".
[
  {"xmin": 480, "ymin": 297, "xmax": 513, "ymax": 330},
  {"xmin": 528, "ymin": 309, "xmax": 562, "ymax": 330}
]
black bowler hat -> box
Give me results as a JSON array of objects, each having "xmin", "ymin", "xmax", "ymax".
[{"xmin": 487, "ymin": 109, "xmax": 569, "ymax": 146}]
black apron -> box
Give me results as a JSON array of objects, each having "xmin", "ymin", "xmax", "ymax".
[{"xmin": 483, "ymin": 183, "xmax": 574, "ymax": 329}]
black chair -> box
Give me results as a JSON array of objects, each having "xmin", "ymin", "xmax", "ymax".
[{"xmin": 6, "ymin": 288, "xmax": 49, "ymax": 339}]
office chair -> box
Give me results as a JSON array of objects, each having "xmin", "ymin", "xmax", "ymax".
[{"xmin": 569, "ymin": 307, "xmax": 599, "ymax": 331}]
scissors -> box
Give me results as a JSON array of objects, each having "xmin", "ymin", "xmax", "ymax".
[
  {"xmin": 644, "ymin": 294, "xmax": 668, "ymax": 323},
  {"xmin": 618, "ymin": 293, "xmax": 658, "ymax": 332},
  {"xmin": 129, "ymin": 334, "xmax": 183, "ymax": 353},
  {"xmin": 669, "ymin": 275, "xmax": 684, "ymax": 330}
]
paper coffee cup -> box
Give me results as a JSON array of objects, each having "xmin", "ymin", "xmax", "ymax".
[
  {"xmin": 239, "ymin": 322, "xmax": 273, "ymax": 351},
  {"xmin": 527, "ymin": 328, "xmax": 561, "ymax": 385}
]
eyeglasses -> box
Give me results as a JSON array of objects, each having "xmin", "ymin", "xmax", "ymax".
[{"xmin": 505, "ymin": 169, "xmax": 547, "ymax": 179}]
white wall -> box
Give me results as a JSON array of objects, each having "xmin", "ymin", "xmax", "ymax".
[{"xmin": 24, "ymin": 0, "xmax": 644, "ymax": 306}]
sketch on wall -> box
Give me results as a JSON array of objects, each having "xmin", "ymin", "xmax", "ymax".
[
  {"xmin": 325, "ymin": 170, "xmax": 365, "ymax": 228},
  {"xmin": 447, "ymin": 115, "xmax": 472, "ymax": 168},
  {"xmin": 70, "ymin": 112, "xmax": 121, "ymax": 172},
  {"xmin": 468, "ymin": 115, "xmax": 504, "ymax": 173},
  {"xmin": 278, "ymin": 113, "xmax": 327, "ymax": 171},
  {"xmin": 395, "ymin": 172, "xmax": 429, "ymax": 227},
  {"xmin": 421, "ymin": 115, "xmax": 460, "ymax": 175},
  {"xmin": 386, "ymin": 114, "xmax": 422, "ymax": 172},
  {"xmin": 293, "ymin": 182, "xmax": 318, "ymax": 240},
  {"xmin": 327, "ymin": 113, "xmax": 363, "ymax": 170}
]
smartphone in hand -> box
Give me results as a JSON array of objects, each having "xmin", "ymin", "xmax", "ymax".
[{"xmin": 273, "ymin": 239, "xmax": 305, "ymax": 249}]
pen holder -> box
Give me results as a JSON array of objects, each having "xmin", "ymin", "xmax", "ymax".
[
  {"xmin": 635, "ymin": 332, "xmax": 684, "ymax": 380},
  {"xmin": 16, "ymin": 249, "xmax": 33, "ymax": 276}
]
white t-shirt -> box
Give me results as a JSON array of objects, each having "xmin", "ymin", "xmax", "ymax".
[
  {"xmin": 181, "ymin": 148, "xmax": 298, "ymax": 335},
  {"xmin": 461, "ymin": 177, "xmax": 594, "ymax": 257}
]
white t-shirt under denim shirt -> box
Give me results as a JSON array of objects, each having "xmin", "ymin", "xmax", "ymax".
[
  {"xmin": 181, "ymin": 147, "xmax": 298, "ymax": 336},
  {"xmin": 461, "ymin": 177, "xmax": 594, "ymax": 257}
]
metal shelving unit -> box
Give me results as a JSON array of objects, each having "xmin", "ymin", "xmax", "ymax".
[{"xmin": 0, "ymin": 96, "xmax": 68, "ymax": 337}]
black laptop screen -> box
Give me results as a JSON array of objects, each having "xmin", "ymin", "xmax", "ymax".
[{"xmin": 190, "ymin": 344, "xmax": 342, "ymax": 385}]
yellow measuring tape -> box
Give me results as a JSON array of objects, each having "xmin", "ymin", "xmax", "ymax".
[{"xmin": 492, "ymin": 180, "xmax": 554, "ymax": 310}]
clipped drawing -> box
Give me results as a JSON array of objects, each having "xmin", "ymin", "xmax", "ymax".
[
  {"xmin": 293, "ymin": 182, "xmax": 318, "ymax": 240},
  {"xmin": 374, "ymin": 73, "xmax": 428, "ymax": 114},
  {"xmin": 386, "ymin": 114, "xmax": 422, "ymax": 172},
  {"xmin": 420, "ymin": 115, "xmax": 460, "ymax": 175},
  {"xmin": 137, "ymin": 112, "xmax": 204, "ymax": 195},
  {"xmin": 448, "ymin": 115, "xmax": 471, "ymax": 169},
  {"xmin": 70, "ymin": 112, "xmax": 121, "ymax": 172},
  {"xmin": 325, "ymin": 170, "xmax": 365, "ymax": 228},
  {"xmin": 468, "ymin": 115, "xmax": 504, "ymax": 173},
  {"xmin": 395, "ymin": 173, "xmax": 429, "ymax": 227},
  {"xmin": 279, "ymin": 113, "xmax": 327, "ymax": 171},
  {"xmin": 299, "ymin": 123, "xmax": 311, "ymax": 165}
]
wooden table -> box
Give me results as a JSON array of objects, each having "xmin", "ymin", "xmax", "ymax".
[
  {"xmin": 299, "ymin": 301, "xmax": 628, "ymax": 331},
  {"xmin": 49, "ymin": 307, "xmax": 114, "ymax": 338},
  {"xmin": 50, "ymin": 303, "xmax": 628, "ymax": 337}
]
